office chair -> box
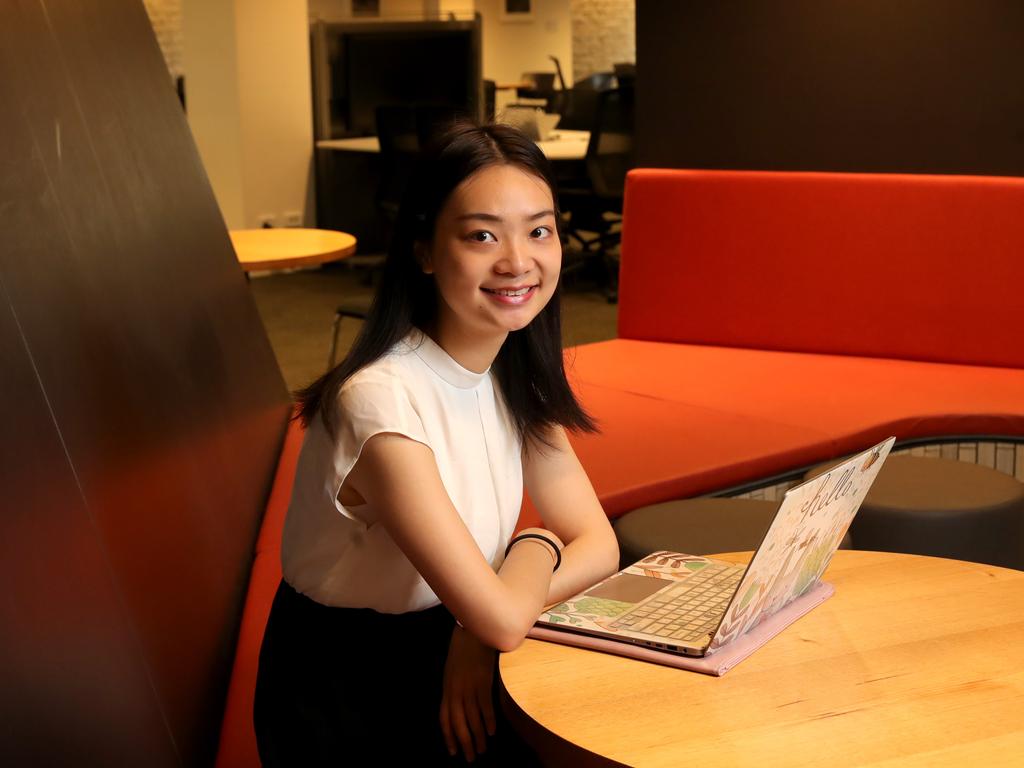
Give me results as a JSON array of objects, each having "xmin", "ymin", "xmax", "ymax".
[
  {"xmin": 556, "ymin": 71, "xmax": 616, "ymax": 131},
  {"xmin": 516, "ymin": 71, "xmax": 557, "ymax": 104},
  {"xmin": 558, "ymin": 86, "xmax": 634, "ymax": 302},
  {"xmin": 327, "ymin": 301, "xmax": 370, "ymax": 369},
  {"xmin": 544, "ymin": 56, "xmax": 571, "ymax": 115},
  {"xmin": 578, "ymin": 71, "xmax": 617, "ymax": 91},
  {"xmin": 550, "ymin": 56, "xmax": 569, "ymax": 92},
  {"xmin": 612, "ymin": 62, "xmax": 636, "ymax": 89}
]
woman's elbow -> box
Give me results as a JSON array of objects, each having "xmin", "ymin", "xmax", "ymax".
[
  {"xmin": 464, "ymin": 607, "xmax": 534, "ymax": 653},
  {"xmin": 492, "ymin": 630, "xmax": 528, "ymax": 654},
  {"xmin": 478, "ymin": 618, "xmax": 530, "ymax": 653},
  {"xmin": 598, "ymin": 527, "xmax": 621, "ymax": 575}
]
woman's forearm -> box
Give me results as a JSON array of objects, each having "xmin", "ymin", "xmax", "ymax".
[
  {"xmin": 545, "ymin": 528, "xmax": 619, "ymax": 606},
  {"xmin": 487, "ymin": 527, "xmax": 618, "ymax": 648},
  {"xmin": 490, "ymin": 537, "xmax": 558, "ymax": 649}
]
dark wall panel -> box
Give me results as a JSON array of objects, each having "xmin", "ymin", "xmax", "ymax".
[
  {"xmin": 0, "ymin": 280, "xmax": 180, "ymax": 765},
  {"xmin": 1, "ymin": 0, "xmax": 292, "ymax": 764},
  {"xmin": 637, "ymin": 1, "xmax": 1024, "ymax": 174}
]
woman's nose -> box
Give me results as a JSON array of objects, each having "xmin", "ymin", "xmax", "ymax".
[{"xmin": 496, "ymin": 238, "xmax": 530, "ymax": 276}]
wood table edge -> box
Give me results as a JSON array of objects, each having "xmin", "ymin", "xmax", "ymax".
[
  {"xmin": 498, "ymin": 671, "xmax": 628, "ymax": 768},
  {"xmin": 237, "ymin": 241, "xmax": 357, "ymax": 272}
]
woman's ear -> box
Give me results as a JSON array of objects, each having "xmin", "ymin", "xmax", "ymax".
[{"xmin": 415, "ymin": 242, "xmax": 433, "ymax": 274}]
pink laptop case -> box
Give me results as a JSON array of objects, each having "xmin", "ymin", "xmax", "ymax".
[{"xmin": 527, "ymin": 581, "xmax": 834, "ymax": 676}]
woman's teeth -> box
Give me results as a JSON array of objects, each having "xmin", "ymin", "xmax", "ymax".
[{"xmin": 484, "ymin": 287, "xmax": 533, "ymax": 296}]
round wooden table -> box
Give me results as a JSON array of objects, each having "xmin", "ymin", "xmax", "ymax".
[
  {"xmin": 229, "ymin": 227, "xmax": 356, "ymax": 272},
  {"xmin": 499, "ymin": 550, "xmax": 1024, "ymax": 767}
]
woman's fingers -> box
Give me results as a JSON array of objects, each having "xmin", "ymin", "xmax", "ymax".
[
  {"xmin": 439, "ymin": 691, "xmax": 457, "ymax": 757},
  {"xmin": 464, "ymin": 691, "xmax": 488, "ymax": 756},
  {"xmin": 454, "ymin": 700, "xmax": 476, "ymax": 762},
  {"xmin": 479, "ymin": 684, "xmax": 497, "ymax": 737},
  {"xmin": 441, "ymin": 629, "xmax": 498, "ymax": 762},
  {"xmin": 445, "ymin": 688, "xmax": 476, "ymax": 762},
  {"xmin": 441, "ymin": 683, "xmax": 493, "ymax": 761}
]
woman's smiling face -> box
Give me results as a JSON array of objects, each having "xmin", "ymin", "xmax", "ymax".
[{"xmin": 422, "ymin": 163, "xmax": 561, "ymax": 343}]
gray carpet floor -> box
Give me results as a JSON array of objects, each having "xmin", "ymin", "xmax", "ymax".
[{"xmin": 249, "ymin": 262, "xmax": 619, "ymax": 393}]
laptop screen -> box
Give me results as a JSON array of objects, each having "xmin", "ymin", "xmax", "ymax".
[{"xmin": 707, "ymin": 437, "xmax": 894, "ymax": 653}]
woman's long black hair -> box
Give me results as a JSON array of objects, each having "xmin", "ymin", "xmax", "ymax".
[{"xmin": 295, "ymin": 121, "xmax": 597, "ymax": 446}]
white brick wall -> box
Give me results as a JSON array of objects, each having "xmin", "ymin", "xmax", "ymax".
[
  {"xmin": 142, "ymin": 0, "xmax": 183, "ymax": 80},
  {"xmin": 570, "ymin": 0, "xmax": 634, "ymax": 83}
]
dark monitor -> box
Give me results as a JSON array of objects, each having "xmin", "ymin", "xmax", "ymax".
[{"xmin": 312, "ymin": 18, "xmax": 483, "ymax": 139}]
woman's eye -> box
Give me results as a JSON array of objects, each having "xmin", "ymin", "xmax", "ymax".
[
  {"xmin": 469, "ymin": 231, "xmax": 496, "ymax": 243},
  {"xmin": 531, "ymin": 226, "xmax": 553, "ymax": 239}
]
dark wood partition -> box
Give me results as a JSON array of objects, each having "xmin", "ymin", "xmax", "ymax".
[
  {"xmin": 637, "ymin": 0, "xmax": 1024, "ymax": 175},
  {"xmin": 0, "ymin": 1, "xmax": 292, "ymax": 764}
]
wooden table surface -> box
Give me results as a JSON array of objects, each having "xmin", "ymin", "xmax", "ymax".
[
  {"xmin": 499, "ymin": 550, "xmax": 1024, "ymax": 767},
  {"xmin": 229, "ymin": 227, "xmax": 356, "ymax": 272}
]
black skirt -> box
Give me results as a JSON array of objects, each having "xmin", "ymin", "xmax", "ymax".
[{"xmin": 254, "ymin": 580, "xmax": 539, "ymax": 767}]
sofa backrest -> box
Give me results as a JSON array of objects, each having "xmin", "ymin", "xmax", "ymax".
[{"xmin": 618, "ymin": 169, "xmax": 1024, "ymax": 369}]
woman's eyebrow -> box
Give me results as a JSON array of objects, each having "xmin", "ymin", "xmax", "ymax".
[{"xmin": 456, "ymin": 209, "xmax": 556, "ymax": 223}]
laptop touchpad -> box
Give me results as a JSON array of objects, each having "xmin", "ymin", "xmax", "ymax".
[{"xmin": 584, "ymin": 574, "xmax": 668, "ymax": 603}]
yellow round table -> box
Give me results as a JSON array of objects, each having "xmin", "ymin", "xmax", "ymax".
[
  {"xmin": 500, "ymin": 550, "xmax": 1024, "ymax": 767},
  {"xmin": 229, "ymin": 228, "xmax": 356, "ymax": 272}
]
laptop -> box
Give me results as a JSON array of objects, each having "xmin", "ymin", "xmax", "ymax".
[{"xmin": 531, "ymin": 437, "xmax": 895, "ymax": 666}]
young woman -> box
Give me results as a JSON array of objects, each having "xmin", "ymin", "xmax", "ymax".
[{"xmin": 254, "ymin": 122, "xmax": 619, "ymax": 766}]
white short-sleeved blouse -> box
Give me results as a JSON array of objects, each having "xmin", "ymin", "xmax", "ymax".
[{"xmin": 281, "ymin": 329, "xmax": 524, "ymax": 613}]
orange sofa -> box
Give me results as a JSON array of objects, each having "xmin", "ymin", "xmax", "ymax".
[
  {"xmin": 528, "ymin": 169, "xmax": 1024, "ymax": 525},
  {"xmin": 215, "ymin": 170, "xmax": 1024, "ymax": 766}
]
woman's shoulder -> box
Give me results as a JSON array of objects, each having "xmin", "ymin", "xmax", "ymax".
[
  {"xmin": 331, "ymin": 339, "xmax": 430, "ymax": 446},
  {"xmin": 336, "ymin": 334, "xmax": 428, "ymax": 413}
]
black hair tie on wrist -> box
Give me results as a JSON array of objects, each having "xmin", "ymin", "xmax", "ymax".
[{"xmin": 504, "ymin": 533, "xmax": 561, "ymax": 572}]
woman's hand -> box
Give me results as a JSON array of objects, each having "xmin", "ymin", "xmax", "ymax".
[{"xmin": 440, "ymin": 625, "xmax": 497, "ymax": 762}]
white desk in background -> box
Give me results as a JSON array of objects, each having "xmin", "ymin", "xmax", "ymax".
[
  {"xmin": 317, "ymin": 136, "xmax": 382, "ymax": 153},
  {"xmin": 537, "ymin": 130, "xmax": 590, "ymax": 161},
  {"xmin": 315, "ymin": 129, "xmax": 591, "ymax": 162}
]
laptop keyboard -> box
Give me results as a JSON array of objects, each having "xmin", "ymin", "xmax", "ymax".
[{"xmin": 609, "ymin": 563, "xmax": 745, "ymax": 643}]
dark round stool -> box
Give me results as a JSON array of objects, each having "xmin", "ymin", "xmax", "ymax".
[
  {"xmin": 613, "ymin": 497, "xmax": 853, "ymax": 569},
  {"xmin": 805, "ymin": 454, "xmax": 1024, "ymax": 570}
]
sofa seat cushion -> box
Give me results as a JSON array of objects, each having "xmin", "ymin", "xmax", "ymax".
[{"xmin": 558, "ymin": 339, "xmax": 1024, "ymax": 520}]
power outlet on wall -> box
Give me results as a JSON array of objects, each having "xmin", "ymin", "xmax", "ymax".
[
  {"xmin": 257, "ymin": 213, "xmax": 276, "ymax": 228},
  {"xmin": 282, "ymin": 210, "xmax": 303, "ymax": 227}
]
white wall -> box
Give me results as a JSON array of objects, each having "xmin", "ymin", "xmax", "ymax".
[
  {"xmin": 235, "ymin": 0, "xmax": 315, "ymax": 229},
  {"xmin": 182, "ymin": 0, "xmax": 313, "ymax": 230},
  {"xmin": 181, "ymin": 0, "xmax": 246, "ymax": 228}
]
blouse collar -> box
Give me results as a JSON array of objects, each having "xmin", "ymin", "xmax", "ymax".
[{"xmin": 407, "ymin": 328, "xmax": 490, "ymax": 389}]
